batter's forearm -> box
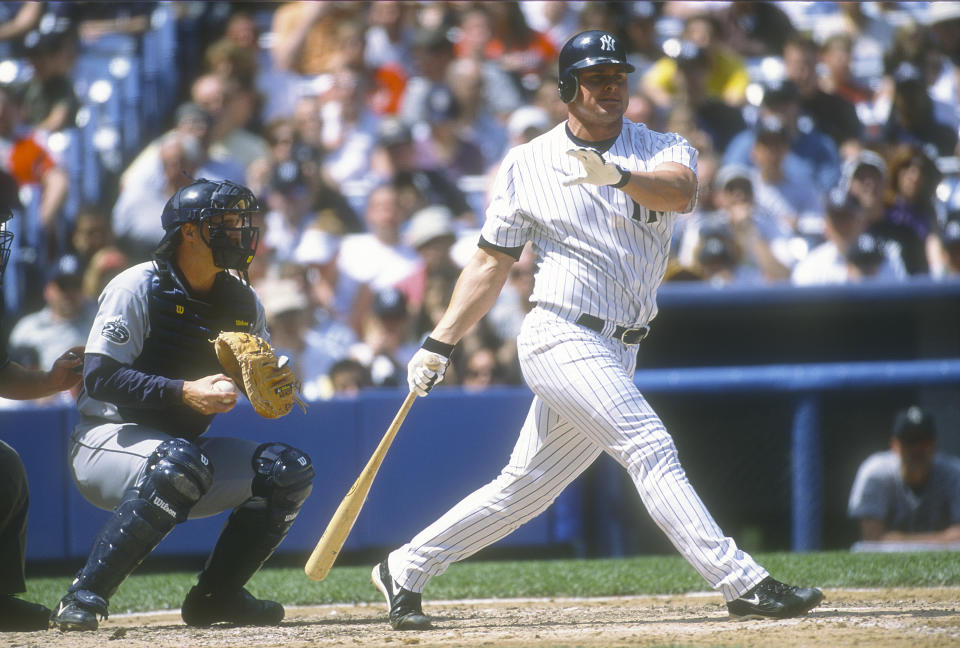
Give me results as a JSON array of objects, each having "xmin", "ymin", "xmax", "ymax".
[
  {"xmin": 619, "ymin": 162, "xmax": 697, "ymax": 213},
  {"xmin": 431, "ymin": 249, "xmax": 514, "ymax": 346},
  {"xmin": 0, "ymin": 362, "xmax": 67, "ymax": 400}
]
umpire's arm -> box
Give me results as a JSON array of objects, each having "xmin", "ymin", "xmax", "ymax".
[
  {"xmin": 428, "ymin": 246, "xmax": 515, "ymax": 347},
  {"xmin": 618, "ymin": 162, "xmax": 697, "ymax": 213}
]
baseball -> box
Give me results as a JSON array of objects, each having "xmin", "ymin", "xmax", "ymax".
[{"xmin": 213, "ymin": 379, "xmax": 239, "ymax": 403}]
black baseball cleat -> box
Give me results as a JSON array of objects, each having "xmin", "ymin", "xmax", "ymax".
[
  {"xmin": 371, "ymin": 561, "xmax": 432, "ymax": 630},
  {"xmin": 51, "ymin": 590, "xmax": 109, "ymax": 631},
  {"xmin": 180, "ymin": 586, "xmax": 284, "ymax": 627},
  {"xmin": 727, "ymin": 576, "xmax": 824, "ymax": 619},
  {"xmin": 0, "ymin": 594, "xmax": 52, "ymax": 631}
]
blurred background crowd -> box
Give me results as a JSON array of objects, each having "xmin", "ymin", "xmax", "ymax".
[{"xmin": 3, "ymin": 0, "xmax": 960, "ymax": 404}]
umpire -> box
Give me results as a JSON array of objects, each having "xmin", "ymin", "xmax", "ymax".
[
  {"xmin": 0, "ymin": 198, "xmax": 85, "ymax": 632},
  {"xmin": 51, "ymin": 179, "xmax": 314, "ymax": 631}
]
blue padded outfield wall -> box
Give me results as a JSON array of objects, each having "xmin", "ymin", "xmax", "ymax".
[{"xmin": 3, "ymin": 280, "xmax": 960, "ymax": 564}]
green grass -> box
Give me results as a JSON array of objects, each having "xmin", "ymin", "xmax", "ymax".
[{"xmin": 23, "ymin": 550, "xmax": 960, "ymax": 614}]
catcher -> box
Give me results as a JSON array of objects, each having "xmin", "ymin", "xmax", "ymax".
[{"xmin": 52, "ymin": 179, "xmax": 314, "ymax": 631}]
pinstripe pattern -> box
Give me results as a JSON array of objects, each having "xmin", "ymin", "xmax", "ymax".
[{"xmin": 389, "ymin": 118, "xmax": 767, "ymax": 602}]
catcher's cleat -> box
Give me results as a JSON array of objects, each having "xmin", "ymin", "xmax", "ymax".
[
  {"xmin": 51, "ymin": 590, "xmax": 108, "ymax": 631},
  {"xmin": 0, "ymin": 595, "xmax": 52, "ymax": 631},
  {"xmin": 371, "ymin": 561, "xmax": 432, "ymax": 630},
  {"xmin": 180, "ymin": 585, "xmax": 284, "ymax": 627},
  {"xmin": 727, "ymin": 576, "xmax": 823, "ymax": 619}
]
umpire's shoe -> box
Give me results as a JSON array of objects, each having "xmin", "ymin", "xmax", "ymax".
[
  {"xmin": 727, "ymin": 576, "xmax": 823, "ymax": 619},
  {"xmin": 371, "ymin": 561, "xmax": 432, "ymax": 630},
  {"xmin": 0, "ymin": 595, "xmax": 52, "ymax": 631},
  {"xmin": 180, "ymin": 586, "xmax": 284, "ymax": 627},
  {"xmin": 51, "ymin": 590, "xmax": 109, "ymax": 631}
]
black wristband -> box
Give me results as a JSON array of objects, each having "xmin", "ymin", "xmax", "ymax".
[
  {"xmin": 612, "ymin": 167, "xmax": 631, "ymax": 189},
  {"xmin": 422, "ymin": 336, "xmax": 456, "ymax": 357}
]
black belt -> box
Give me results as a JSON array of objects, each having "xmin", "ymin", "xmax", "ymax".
[{"xmin": 575, "ymin": 313, "xmax": 649, "ymax": 344}]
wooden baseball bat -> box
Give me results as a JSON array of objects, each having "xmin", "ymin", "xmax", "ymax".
[{"xmin": 304, "ymin": 390, "xmax": 418, "ymax": 581}]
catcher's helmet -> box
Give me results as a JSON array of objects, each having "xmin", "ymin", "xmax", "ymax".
[
  {"xmin": 0, "ymin": 170, "xmax": 21, "ymax": 284},
  {"xmin": 558, "ymin": 30, "xmax": 635, "ymax": 103},
  {"xmin": 156, "ymin": 178, "xmax": 261, "ymax": 273}
]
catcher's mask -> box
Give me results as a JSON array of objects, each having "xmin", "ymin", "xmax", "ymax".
[{"xmin": 155, "ymin": 178, "xmax": 261, "ymax": 273}]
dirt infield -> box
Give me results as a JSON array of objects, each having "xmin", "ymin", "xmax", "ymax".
[{"xmin": 7, "ymin": 587, "xmax": 959, "ymax": 648}]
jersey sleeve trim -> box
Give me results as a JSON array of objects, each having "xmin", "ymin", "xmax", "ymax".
[{"xmin": 478, "ymin": 235, "xmax": 525, "ymax": 261}]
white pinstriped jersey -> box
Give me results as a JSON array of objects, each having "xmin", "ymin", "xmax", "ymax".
[{"xmin": 480, "ymin": 118, "xmax": 698, "ymax": 329}]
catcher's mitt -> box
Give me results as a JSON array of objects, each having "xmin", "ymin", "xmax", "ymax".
[{"xmin": 213, "ymin": 331, "xmax": 306, "ymax": 418}]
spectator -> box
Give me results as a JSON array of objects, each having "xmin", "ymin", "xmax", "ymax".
[
  {"xmin": 19, "ymin": 24, "xmax": 79, "ymax": 133},
  {"xmin": 712, "ymin": 1, "xmax": 797, "ymax": 59},
  {"xmin": 349, "ymin": 286, "xmax": 417, "ymax": 388},
  {"xmin": 191, "ymin": 73, "xmax": 269, "ymax": 174},
  {"xmin": 618, "ymin": 1, "xmax": 661, "ymax": 84},
  {"xmin": 400, "ymin": 27, "xmax": 457, "ymax": 128},
  {"xmin": 643, "ymin": 12, "xmax": 749, "ymax": 110},
  {"xmin": 262, "ymin": 158, "xmax": 320, "ymax": 264},
  {"xmin": 724, "ymin": 79, "xmax": 841, "ymax": 192},
  {"xmin": 112, "ymin": 130, "xmax": 204, "ymax": 261},
  {"xmin": 256, "ymin": 275, "xmax": 341, "ymax": 395},
  {"xmin": 749, "ymin": 116, "xmax": 825, "ymax": 244},
  {"xmin": 662, "ymin": 40, "xmax": 746, "ymax": 154},
  {"xmin": 374, "ymin": 117, "xmax": 473, "ymax": 223},
  {"xmin": 67, "ymin": 205, "xmax": 114, "ymax": 273},
  {"xmin": 481, "ymin": 2, "xmax": 557, "ymax": 92},
  {"xmin": 818, "ymin": 33, "xmax": 877, "ymax": 135},
  {"xmin": 882, "ymin": 62, "xmax": 958, "ymax": 157},
  {"xmin": 843, "ymin": 150, "xmax": 927, "ymax": 275},
  {"xmin": 203, "ymin": 11, "xmax": 259, "ymax": 88},
  {"xmin": 883, "ymin": 144, "xmax": 942, "ymax": 248},
  {"xmin": 520, "ymin": 1, "xmax": 581, "ymax": 51},
  {"xmin": 931, "ymin": 213, "xmax": 960, "ymax": 280},
  {"xmin": 270, "ymin": 1, "xmax": 362, "ymax": 77},
  {"xmin": 337, "ymin": 182, "xmax": 419, "ymax": 336},
  {"xmin": 326, "ymin": 357, "xmax": 372, "ymax": 397},
  {"xmin": 319, "ymin": 68, "xmax": 381, "ymax": 189},
  {"xmin": 677, "ymin": 163, "xmax": 794, "ymax": 283},
  {"xmin": 8, "ymin": 254, "xmax": 96, "ymax": 373},
  {"xmin": 810, "ymin": 0, "xmax": 895, "ymax": 88},
  {"xmin": 460, "ymin": 344, "xmax": 506, "ymax": 392},
  {"xmin": 120, "ymin": 101, "xmax": 244, "ymax": 193},
  {"xmin": 81, "ymin": 245, "xmax": 128, "ymax": 300},
  {"xmin": 0, "ymin": 2, "xmax": 43, "ymax": 56},
  {"xmin": 783, "ymin": 34, "xmax": 863, "ymax": 157},
  {"xmin": 0, "ymin": 83, "xmax": 69, "ymax": 258},
  {"xmin": 414, "ymin": 85, "xmax": 486, "ymax": 184},
  {"xmin": 848, "ymin": 406, "xmax": 960, "ymax": 547},
  {"xmin": 445, "ymin": 57, "xmax": 512, "ymax": 166},
  {"xmin": 791, "ymin": 195, "xmax": 906, "ymax": 286},
  {"xmin": 396, "ymin": 205, "xmax": 459, "ymax": 311}
]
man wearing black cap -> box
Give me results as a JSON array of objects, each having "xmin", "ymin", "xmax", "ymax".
[{"xmin": 848, "ymin": 406, "xmax": 960, "ymax": 546}]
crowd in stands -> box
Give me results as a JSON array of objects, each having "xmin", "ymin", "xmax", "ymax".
[{"xmin": 3, "ymin": 1, "xmax": 960, "ymax": 402}]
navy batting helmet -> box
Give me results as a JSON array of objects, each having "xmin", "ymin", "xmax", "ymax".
[
  {"xmin": 558, "ymin": 30, "xmax": 635, "ymax": 103},
  {"xmin": 156, "ymin": 178, "xmax": 261, "ymax": 273}
]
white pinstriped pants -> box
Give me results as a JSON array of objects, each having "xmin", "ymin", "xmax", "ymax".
[{"xmin": 389, "ymin": 307, "xmax": 768, "ymax": 601}]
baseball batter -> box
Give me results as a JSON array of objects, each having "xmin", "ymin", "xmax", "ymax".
[
  {"xmin": 51, "ymin": 179, "xmax": 314, "ymax": 631},
  {"xmin": 372, "ymin": 31, "xmax": 823, "ymax": 630}
]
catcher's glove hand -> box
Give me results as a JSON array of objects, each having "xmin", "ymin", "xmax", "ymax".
[{"xmin": 213, "ymin": 331, "xmax": 307, "ymax": 418}]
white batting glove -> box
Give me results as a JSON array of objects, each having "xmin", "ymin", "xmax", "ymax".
[
  {"xmin": 562, "ymin": 148, "xmax": 630, "ymax": 188},
  {"xmin": 407, "ymin": 337, "xmax": 454, "ymax": 397}
]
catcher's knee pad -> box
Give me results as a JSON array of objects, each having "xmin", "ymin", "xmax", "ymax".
[
  {"xmin": 252, "ymin": 442, "xmax": 314, "ymax": 516},
  {"xmin": 138, "ymin": 438, "xmax": 214, "ymax": 523}
]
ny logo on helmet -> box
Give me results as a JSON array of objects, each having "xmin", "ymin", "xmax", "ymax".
[{"xmin": 600, "ymin": 34, "xmax": 616, "ymax": 51}]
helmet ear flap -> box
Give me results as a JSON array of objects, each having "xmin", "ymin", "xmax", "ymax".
[{"xmin": 558, "ymin": 70, "xmax": 579, "ymax": 103}]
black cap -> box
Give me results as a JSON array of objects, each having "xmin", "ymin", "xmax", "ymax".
[
  {"xmin": 373, "ymin": 287, "xmax": 408, "ymax": 319},
  {"xmin": 893, "ymin": 406, "xmax": 936, "ymax": 443},
  {"xmin": 379, "ymin": 117, "xmax": 413, "ymax": 148},
  {"xmin": 761, "ymin": 79, "xmax": 799, "ymax": 107},
  {"xmin": 846, "ymin": 232, "xmax": 885, "ymax": 268},
  {"xmin": 270, "ymin": 159, "xmax": 307, "ymax": 194},
  {"xmin": 755, "ymin": 115, "xmax": 789, "ymax": 143},
  {"xmin": 46, "ymin": 254, "xmax": 83, "ymax": 289}
]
